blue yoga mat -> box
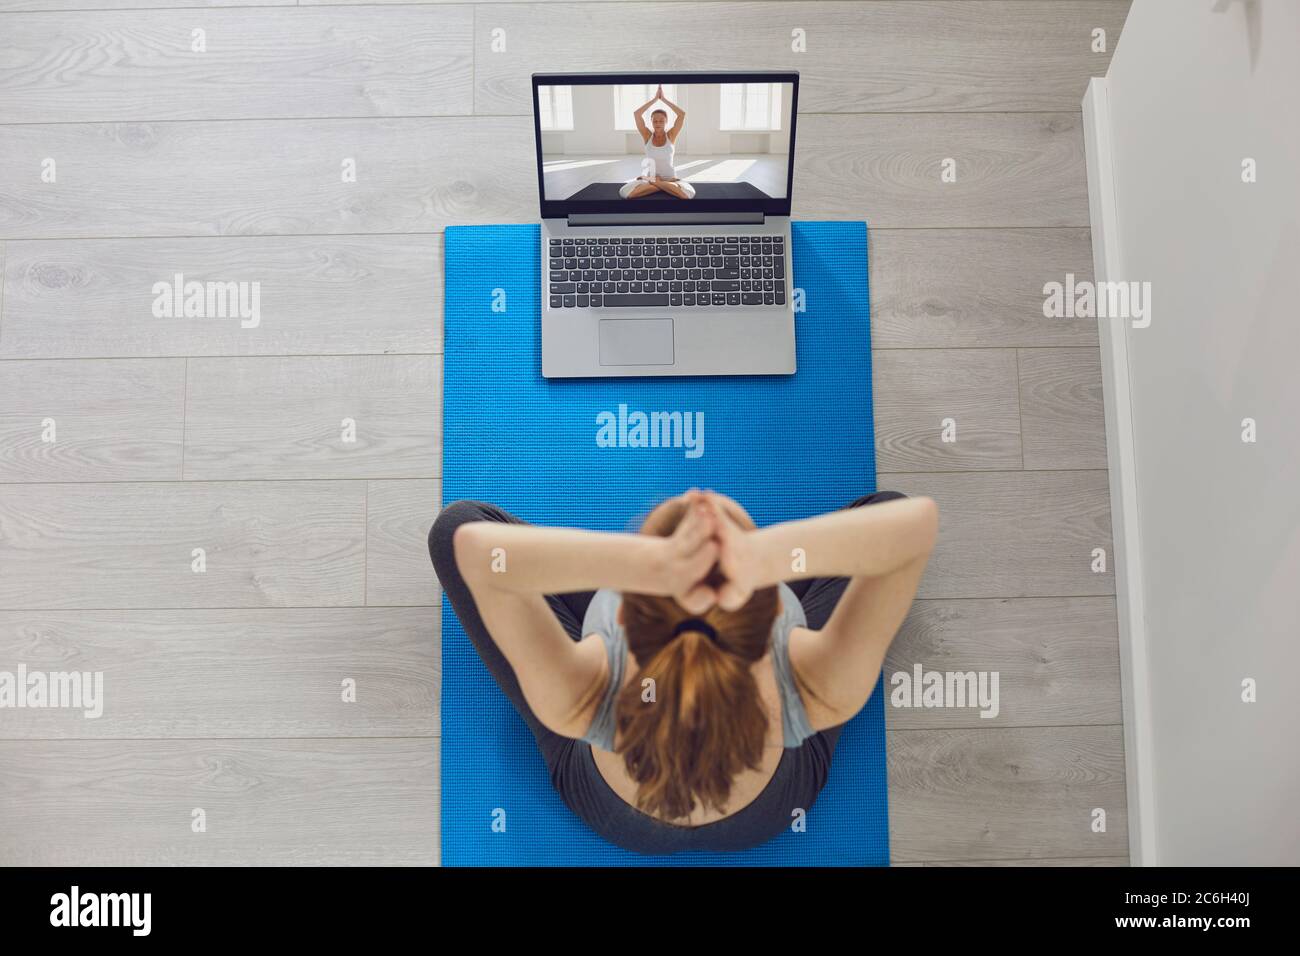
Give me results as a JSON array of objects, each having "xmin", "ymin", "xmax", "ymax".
[{"xmin": 441, "ymin": 221, "xmax": 887, "ymax": 865}]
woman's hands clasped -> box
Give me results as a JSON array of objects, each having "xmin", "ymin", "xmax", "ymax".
[
  {"xmin": 660, "ymin": 491, "xmax": 720, "ymax": 614},
  {"xmin": 657, "ymin": 489, "xmax": 763, "ymax": 614}
]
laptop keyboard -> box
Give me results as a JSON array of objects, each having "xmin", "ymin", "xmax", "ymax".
[{"xmin": 547, "ymin": 235, "xmax": 786, "ymax": 309}]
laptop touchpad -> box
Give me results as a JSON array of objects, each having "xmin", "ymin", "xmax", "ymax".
[{"xmin": 598, "ymin": 318, "xmax": 674, "ymax": 366}]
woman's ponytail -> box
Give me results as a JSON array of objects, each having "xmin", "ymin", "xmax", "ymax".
[{"xmin": 614, "ymin": 493, "xmax": 781, "ymax": 822}]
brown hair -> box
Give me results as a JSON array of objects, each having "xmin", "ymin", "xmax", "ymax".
[
  {"xmin": 614, "ymin": 496, "xmax": 779, "ymax": 823},
  {"xmin": 650, "ymin": 108, "xmax": 668, "ymax": 120}
]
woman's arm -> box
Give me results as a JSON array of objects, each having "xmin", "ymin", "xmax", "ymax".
[
  {"xmin": 707, "ymin": 494, "xmax": 939, "ymax": 726},
  {"xmin": 748, "ymin": 496, "xmax": 938, "ymax": 588},
  {"xmin": 448, "ymin": 498, "xmax": 721, "ymax": 735},
  {"xmin": 633, "ymin": 91, "xmax": 658, "ymax": 141},
  {"xmin": 660, "ymin": 93, "xmax": 686, "ymax": 141},
  {"xmin": 452, "ymin": 503, "xmax": 716, "ymax": 602}
]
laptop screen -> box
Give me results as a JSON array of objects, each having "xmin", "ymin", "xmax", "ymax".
[{"xmin": 533, "ymin": 73, "xmax": 798, "ymax": 219}]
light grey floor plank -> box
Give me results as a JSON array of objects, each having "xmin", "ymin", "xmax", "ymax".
[
  {"xmin": 0, "ymin": 118, "xmax": 535, "ymax": 239},
  {"xmin": 311, "ymin": 0, "xmax": 858, "ymax": 3},
  {"xmin": 1018, "ymin": 346, "xmax": 1108, "ymax": 470},
  {"xmin": 473, "ymin": 1, "xmax": 1127, "ymax": 114},
  {"xmin": 0, "ymin": 607, "xmax": 437, "ymax": 739},
  {"xmin": 888, "ymin": 724, "xmax": 1128, "ymax": 862},
  {"xmin": 0, "ymin": 7, "xmax": 474, "ymax": 123},
  {"xmin": 0, "ymin": 359, "xmax": 184, "ymax": 482},
  {"xmin": 0, "ymin": 1, "xmax": 295, "ymax": 8},
  {"xmin": 309, "ymin": 0, "xmax": 816, "ymax": 4},
  {"xmin": 873, "ymin": 348, "xmax": 1022, "ymax": 472},
  {"xmin": 918, "ymin": 855, "xmax": 1128, "ymax": 866},
  {"xmin": 0, "ymin": 235, "xmax": 441, "ymax": 359},
  {"xmin": 367, "ymin": 479, "xmax": 440, "ymax": 607},
  {"xmin": 885, "ymin": 597, "xmax": 1122, "ymax": 729},
  {"xmin": 0, "ymin": 0, "xmax": 759, "ymax": 6},
  {"xmin": 0, "ymin": 481, "xmax": 366, "ymax": 609},
  {"xmin": 870, "ymin": 228, "xmax": 1099, "ymax": 349},
  {"xmin": 3, "ymin": 0, "xmax": 824, "ymax": 8},
  {"xmin": 0, "ymin": 738, "xmax": 437, "ymax": 865},
  {"xmin": 184, "ymin": 355, "xmax": 439, "ymax": 480},
  {"xmin": 878, "ymin": 470, "xmax": 1115, "ymax": 598},
  {"xmin": 0, "ymin": 113, "xmax": 1089, "ymax": 239},
  {"xmin": 798, "ymin": 112, "xmax": 1090, "ymax": 228}
]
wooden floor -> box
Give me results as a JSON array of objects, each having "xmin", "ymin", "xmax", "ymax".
[{"xmin": 0, "ymin": 0, "xmax": 1130, "ymax": 866}]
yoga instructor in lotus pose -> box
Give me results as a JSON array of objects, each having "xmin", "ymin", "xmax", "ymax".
[
  {"xmin": 429, "ymin": 488, "xmax": 938, "ymax": 855},
  {"xmin": 619, "ymin": 84, "xmax": 697, "ymax": 200}
]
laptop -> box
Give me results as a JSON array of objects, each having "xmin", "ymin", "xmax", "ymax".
[{"xmin": 533, "ymin": 71, "xmax": 800, "ymax": 378}]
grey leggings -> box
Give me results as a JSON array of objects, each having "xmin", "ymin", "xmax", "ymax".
[{"xmin": 428, "ymin": 490, "xmax": 906, "ymax": 856}]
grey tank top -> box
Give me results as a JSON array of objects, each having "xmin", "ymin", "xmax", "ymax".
[{"xmin": 578, "ymin": 581, "xmax": 815, "ymax": 751}]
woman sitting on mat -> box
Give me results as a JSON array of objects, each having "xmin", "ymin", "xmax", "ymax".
[
  {"xmin": 619, "ymin": 84, "xmax": 696, "ymax": 200},
  {"xmin": 429, "ymin": 488, "xmax": 937, "ymax": 855}
]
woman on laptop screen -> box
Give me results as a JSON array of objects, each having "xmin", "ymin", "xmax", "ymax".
[{"xmin": 619, "ymin": 84, "xmax": 697, "ymax": 200}]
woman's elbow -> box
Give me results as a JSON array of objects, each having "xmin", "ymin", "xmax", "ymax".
[{"xmin": 451, "ymin": 521, "xmax": 492, "ymax": 585}]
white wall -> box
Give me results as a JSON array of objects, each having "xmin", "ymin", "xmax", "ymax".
[{"xmin": 1098, "ymin": 0, "xmax": 1300, "ymax": 865}]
